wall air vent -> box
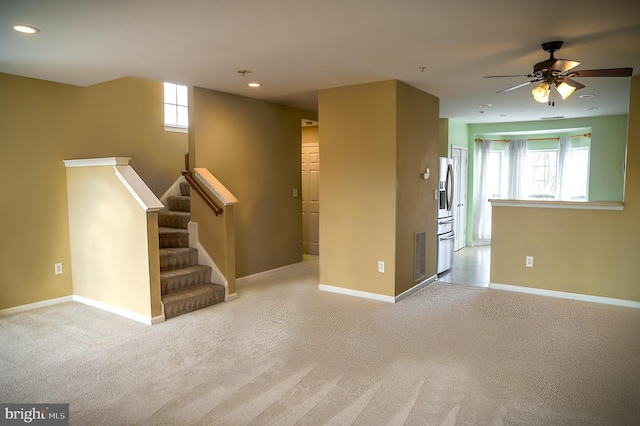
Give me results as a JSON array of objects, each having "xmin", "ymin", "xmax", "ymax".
[{"xmin": 415, "ymin": 231, "xmax": 426, "ymax": 282}]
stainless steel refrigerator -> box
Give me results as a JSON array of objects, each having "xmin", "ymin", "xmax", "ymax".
[{"xmin": 437, "ymin": 157, "xmax": 455, "ymax": 274}]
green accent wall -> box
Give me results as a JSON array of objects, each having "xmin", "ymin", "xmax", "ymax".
[{"xmin": 463, "ymin": 115, "xmax": 628, "ymax": 245}]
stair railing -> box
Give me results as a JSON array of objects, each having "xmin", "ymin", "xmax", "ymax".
[{"xmin": 182, "ymin": 170, "xmax": 224, "ymax": 216}]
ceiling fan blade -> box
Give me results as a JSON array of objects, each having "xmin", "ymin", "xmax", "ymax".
[
  {"xmin": 534, "ymin": 58, "xmax": 579, "ymax": 74},
  {"xmin": 570, "ymin": 68, "xmax": 633, "ymax": 78},
  {"xmin": 563, "ymin": 77, "xmax": 585, "ymax": 90},
  {"xmin": 484, "ymin": 74, "xmax": 530, "ymax": 78},
  {"xmin": 550, "ymin": 59, "xmax": 580, "ymax": 73},
  {"xmin": 497, "ymin": 80, "xmax": 535, "ymax": 93}
]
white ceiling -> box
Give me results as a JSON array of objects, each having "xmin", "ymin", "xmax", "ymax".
[{"xmin": 1, "ymin": 0, "xmax": 639, "ymax": 124}]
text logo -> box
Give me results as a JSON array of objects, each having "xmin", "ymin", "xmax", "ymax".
[{"xmin": 0, "ymin": 404, "xmax": 68, "ymax": 426}]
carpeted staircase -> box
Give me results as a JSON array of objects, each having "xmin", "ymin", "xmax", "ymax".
[{"xmin": 159, "ymin": 181, "xmax": 225, "ymax": 319}]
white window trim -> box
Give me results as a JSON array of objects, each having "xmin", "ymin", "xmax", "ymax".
[{"xmin": 164, "ymin": 125, "xmax": 188, "ymax": 134}]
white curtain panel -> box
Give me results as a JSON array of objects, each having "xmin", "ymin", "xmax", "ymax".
[
  {"xmin": 556, "ymin": 136, "xmax": 572, "ymax": 200},
  {"xmin": 473, "ymin": 139, "xmax": 493, "ymax": 241},
  {"xmin": 507, "ymin": 138, "xmax": 528, "ymax": 199}
]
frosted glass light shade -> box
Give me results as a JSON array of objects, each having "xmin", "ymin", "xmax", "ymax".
[
  {"xmin": 557, "ymin": 82, "xmax": 576, "ymax": 100},
  {"xmin": 532, "ymin": 82, "xmax": 550, "ymax": 103}
]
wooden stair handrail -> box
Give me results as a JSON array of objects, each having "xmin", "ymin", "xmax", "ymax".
[{"xmin": 182, "ymin": 170, "xmax": 224, "ymax": 216}]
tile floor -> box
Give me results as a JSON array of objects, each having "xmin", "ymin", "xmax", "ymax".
[{"xmin": 437, "ymin": 245, "xmax": 490, "ymax": 288}]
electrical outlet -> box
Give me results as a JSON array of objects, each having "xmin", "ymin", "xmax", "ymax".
[
  {"xmin": 293, "ymin": 187, "xmax": 298, "ymax": 197},
  {"xmin": 378, "ymin": 261, "xmax": 385, "ymax": 273},
  {"xmin": 525, "ymin": 256, "xmax": 534, "ymax": 268},
  {"xmin": 54, "ymin": 263, "xmax": 63, "ymax": 274}
]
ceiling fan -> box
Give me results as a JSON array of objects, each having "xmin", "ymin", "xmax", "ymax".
[{"xmin": 485, "ymin": 41, "xmax": 633, "ymax": 105}]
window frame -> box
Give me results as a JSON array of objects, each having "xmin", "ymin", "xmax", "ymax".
[
  {"xmin": 524, "ymin": 148, "xmax": 558, "ymax": 200},
  {"xmin": 164, "ymin": 82, "xmax": 189, "ymax": 133}
]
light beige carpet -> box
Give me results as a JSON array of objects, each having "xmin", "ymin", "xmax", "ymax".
[{"xmin": 1, "ymin": 256, "xmax": 639, "ymax": 425}]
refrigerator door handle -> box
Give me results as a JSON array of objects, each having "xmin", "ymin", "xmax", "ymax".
[
  {"xmin": 438, "ymin": 218, "xmax": 454, "ymax": 225},
  {"xmin": 446, "ymin": 163, "xmax": 454, "ymax": 211},
  {"xmin": 439, "ymin": 234, "xmax": 456, "ymax": 241}
]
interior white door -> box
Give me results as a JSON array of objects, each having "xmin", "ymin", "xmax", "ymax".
[
  {"xmin": 452, "ymin": 146, "xmax": 468, "ymax": 251},
  {"xmin": 302, "ymin": 145, "xmax": 320, "ymax": 255}
]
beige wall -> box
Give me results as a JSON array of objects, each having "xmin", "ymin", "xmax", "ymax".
[
  {"xmin": 490, "ymin": 76, "xmax": 640, "ymax": 302},
  {"xmin": 319, "ymin": 80, "xmax": 439, "ymax": 297},
  {"xmin": 395, "ymin": 82, "xmax": 440, "ymax": 294},
  {"xmin": 438, "ymin": 118, "xmax": 449, "ymax": 157},
  {"xmin": 189, "ymin": 87, "xmax": 316, "ymax": 277},
  {"xmin": 0, "ymin": 73, "xmax": 187, "ymax": 310},
  {"xmin": 66, "ymin": 166, "xmax": 160, "ymax": 317}
]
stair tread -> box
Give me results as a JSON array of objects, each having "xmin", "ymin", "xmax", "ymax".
[
  {"xmin": 159, "ymin": 247, "xmax": 198, "ymax": 270},
  {"xmin": 159, "ymin": 247, "xmax": 196, "ymax": 254},
  {"xmin": 159, "ymin": 210, "xmax": 190, "ymax": 216},
  {"xmin": 158, "ymin": 210, "xmax": 190, "ymax": 229},
  {"xmin": 162, "ymin": 283, "xmax": 225, "ymax": 301},
  {"xmin": 167, "ymin": 195, "xmax": 191, "ymax": 212},
  {"xmin": 168, "ymin": 195, "xmax": 190, "ymax": 201},
  {"xmin": 162, "ymin": 283, "xmax": 225, "ymax": 318},
  {"xmin": 159, "ymin": 226, "xmax": 189, "ymax": 234},
  {"xmin": 161, "ymin": 264, "xmax": 212, "ymax": 295},
  {"xmin": 160, "ymin": 264, "xmax": 211, "ymax": 278}
]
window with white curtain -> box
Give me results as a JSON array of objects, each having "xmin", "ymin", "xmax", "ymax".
[
  {"xmin": 525, "ymin": 150, "xmax": 558, "ymax": 199},
  {"xmin": 490, "ymin": 144, "xmax": 589, "ymax": 201},
  {"xmin": 472, "ymin": 133, "xmax": 590, "ymax": 244},
  {"xmin": 488, "ymin": 151, "xmax": 505, "ymax": 199},
  {"xmin": 563, "ymin": 147, "xmax": 589, "ymax": 200}
]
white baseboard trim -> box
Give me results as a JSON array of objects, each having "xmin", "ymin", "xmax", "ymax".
[
  {"xmin": 319, "ymin": 275, "xmax": 438, "ymax": 304},
  {"xmin": 489, "ymin": 283, "xmax": 640, "ymax": 309},
  {"xmin": 73, "ymin": 295, "xmax": 165, "ymax": 325},
  {"xmin": 395, "ymin": 275, "xmax": 437, "ymax": 302},
  {"xmin": 0, "ymin": 295, "xmax": 166, "ymax": 324},
  {"xmin": 236, "ymin": 261, "xmax": 304, "ymax": 285},
  {"xmin": 0, "ymin": 296, "xmax": 74, "ymax": 317},
  {"xmin": 318, "ymin": 284, "xmax": 395, "ymax": 303}
]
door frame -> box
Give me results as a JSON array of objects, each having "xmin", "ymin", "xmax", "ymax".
[{"xmin": 451, "ymin": 145, "xmax": 468, "ymax": 251}]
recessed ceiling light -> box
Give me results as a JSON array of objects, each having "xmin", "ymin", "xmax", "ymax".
[
  {"xmin": 579, "ymin": 94, "xmax": 595, "ymax": 99},
  {"xmin": 248, "ymin": 83, "xmax": 261, "ymax": 88},
  {"xmin": 13, "ymin": 24, "xmax": 40, "ymax": 34}
]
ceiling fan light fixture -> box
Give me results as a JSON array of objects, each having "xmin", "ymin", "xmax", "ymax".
[
  {"xmin": 532, "ymin": 82, "xmax": 550, "ymax": 103},
  {"xmin": 556, "ymin": 82, "xmax": 576, "ymax": 100}
]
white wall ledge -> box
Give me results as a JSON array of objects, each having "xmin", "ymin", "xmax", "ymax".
[
  {"xmin": 114, "ymin": 166, "xmax": 164, "ymax": 212},
  {"xmin": 63, "ymin": 157, "xmax": 131, "ymax": 167},
  {"xmin": 194, "ymin": 168, "xmax": 239, "ymax": 206},
  {"xmin": 63, "ymin": 157, "xmax": 163, "ymax": 212},
  {"xmin": 490, "ymin": 199, "xmax": 624, "ymax": 211}
]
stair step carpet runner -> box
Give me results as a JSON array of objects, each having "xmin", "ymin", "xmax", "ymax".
[{"xmin": 158, "ymin": 182, "xmax": 225, "ymax": 318}]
